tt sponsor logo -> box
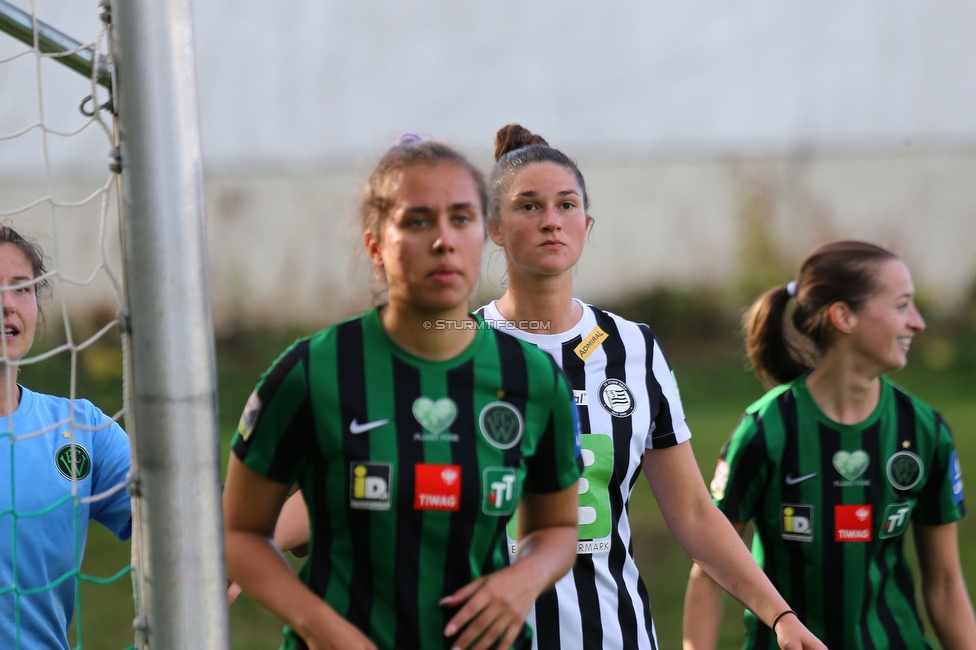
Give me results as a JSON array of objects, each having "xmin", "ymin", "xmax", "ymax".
[
  {"xmin": 482, "ymin": 468, "xmax": 517, "ymax": 516},
  {"xmin": 781, "ymin": 504, "xmax": 813, "ymax": 542},
  {"xmin": 880, "ymin": 502, "xmax": 914, "ymax": 539},
  {"xmin": 835, "ymin": 504, "xmax": 872, "ymax": 542},
  {"xmin": 415, "ymin": 463, "xmax": 461, "ymax": 511},
  {"xmin": 349, "ymin": 462, "xmax": 392, "ymax": 511}
]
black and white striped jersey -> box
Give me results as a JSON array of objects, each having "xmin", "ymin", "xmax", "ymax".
[{"xmin": 478, "ymin": 300, "xmax": 692, "ymax": 650}]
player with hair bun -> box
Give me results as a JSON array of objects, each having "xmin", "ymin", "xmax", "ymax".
[
  {"xmin": 0, "ymin": 225, "xmax": 132, "ymax": 650},
  {"xmin": 685, "ymin": 241, "xmax": 976, "ymax": 649},
  {"xmin": 223, "ymin": 136, "xmax": 582, "ymax": 650},
  {"xmin": 479, "ymin": 124, "xmax": 824, "ymax": 650}
]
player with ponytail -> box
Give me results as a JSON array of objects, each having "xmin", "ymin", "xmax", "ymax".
[
  {"xmin": 223, "ymin": 136, "xmax": 581, "ymax": 650},
  {"xmin": 480, "ymin": 124, "xmax": 825, "ymax": 650},
  {"xmin": 685, "ymin": 241, "xmax": 976, "ymax": 649}
]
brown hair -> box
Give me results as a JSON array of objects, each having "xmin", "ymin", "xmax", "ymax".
[
  {"xmin": 360, "ymin": 138, "xmax": 487, "ymax": 237},
  {"xmin": 488, "ymin": 124, "xmax": 589, "ymax": 223},
  {"xmin": 0, "ymin": 224, "xmax": 50, "ymax": 297},
  {"xmin": 744, "ymin": 240, "xmax": 899, "ymax": 387}
]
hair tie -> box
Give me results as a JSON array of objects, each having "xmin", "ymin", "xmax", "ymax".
[
  {"xmin": 786, "ymin": 280, "xmax": 798, "ymax": 298},
  {"xmin": 395, "ymin": 132, "xmax": 422, "ymax": 146}
]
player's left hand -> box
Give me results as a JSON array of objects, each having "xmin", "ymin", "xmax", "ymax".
[{"xmin": 440, "ymin": 566, "xmax": 539, "ymax": 650}]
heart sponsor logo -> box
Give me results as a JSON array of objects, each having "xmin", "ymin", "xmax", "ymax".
[
  {"xmin": 832, "ymin": 450, "xmax": 870, "ymax": 486},
  {"xmin": 412, "ymin": 397, "xmax": 457, "ymax": 435}
]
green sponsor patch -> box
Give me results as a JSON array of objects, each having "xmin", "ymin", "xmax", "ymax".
[
  {"xmin": 412, "ymin": 397, "xmax": 457, "ymax": 434},
  {"xmin": 482, "ymin": 467, "xmax": 518, "ymax": 516},
  {"xmin": 833, "ymin": 450, "xmax": 870, "ymax": 481},
  {"xmin": 880, "ymin": 502, "xmax": 914, "ymax": 538}
]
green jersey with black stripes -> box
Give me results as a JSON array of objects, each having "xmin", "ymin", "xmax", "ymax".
[
  {"xmin": 709, "ymin": 373, "xmax": 966, "ymax": 650},
  {"xmin": 231, "ymin": 308, "xmax": 582, "ymax": 650}
]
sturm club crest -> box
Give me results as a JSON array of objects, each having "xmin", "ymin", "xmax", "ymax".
[
  {"xmin": 598, "ymin": 378, "xmax": 635, "ymax": 418},
  {"xmin": 479, "ymin": 401, "xmax": 524, "ymax": 449},
  {"xmin": 55, "ymin": 444, "xmax": 91, "ymax": 481},
  {"xmin": 887, "ymin": 450, "xmax": 924, "ymax": 490}
]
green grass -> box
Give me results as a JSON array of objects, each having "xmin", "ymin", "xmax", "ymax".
[{"xmin": 20, "ymin": 328, "xmax": 976, "ymax": 649}]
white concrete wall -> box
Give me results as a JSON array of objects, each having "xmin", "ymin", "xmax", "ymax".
[{"xmin": 2, "ymin": 1, "xmax": 975, "ymax": 327}]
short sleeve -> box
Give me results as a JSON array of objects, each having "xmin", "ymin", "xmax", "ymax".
[
  {"xmin": 231, "ymin": 339, "xmax": 315, "ymax": 484},
  {"xmin": 914, "ymin": 415, "xmax": 966, "ymax": 525},
  {"xmin": 640, "ymin": 326, "xmax": 692, "ymax": 449},
  {"xmin": 523, "ymin": 358, "xmax": 583, "ymax": 494},
  {"xmin": 712, "ymin": 412, "xmax": 770, "ymax": 523},
  {"xmin": 84, "ymin": 402, "xmax": 132, "ymax": 541}
]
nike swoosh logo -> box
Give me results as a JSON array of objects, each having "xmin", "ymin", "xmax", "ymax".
[
  {"xmin": 349, "ymin": 418, "xmax": 389, "ymax": 434},
  {"xmin": 784, "ymin": 472, "xmax": 818, "ymax": 485}
]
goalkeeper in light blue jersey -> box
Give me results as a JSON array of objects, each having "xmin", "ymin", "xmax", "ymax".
[{"xmin": 0, "ymin": 225, "xmax": 132, "ymax": 650}]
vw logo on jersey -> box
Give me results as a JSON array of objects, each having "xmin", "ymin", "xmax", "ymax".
[
  {"xmin": 479, "ymin": 401, "xmax": 524, "ymax": 450},
  {"xmin": 55, "ymin": 443, "xmax": 91, "ymax": 481},
  {"xmin": 598, "ymin": 379, "xmax": 635, "ymax": 418},
  {"xmin": 887, "ymin": 450, "xmax": 924, "ymax": 491}
]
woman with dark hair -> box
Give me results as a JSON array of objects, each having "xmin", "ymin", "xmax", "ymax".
[
  {"xmin": 479, "ymin": 124, "xmax": 824, "ymax": 650},
  {"xmin": 223, "ymin": 136, "xmax": 582, "ymax": 650},
  {"xmin": 0, "ymin": 225, "xmax": 132, "ymax": 650},
  {"xmin": 684, "ymin": 241, "xmax": 976, "ymax": 649}
]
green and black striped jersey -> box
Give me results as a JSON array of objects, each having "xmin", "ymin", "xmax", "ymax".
[
  {"xmin": 231, "ymin": 308, "xmax": 582, "ymax": 650},
  {"xmin": 709, "ymin": 374, "xmax": 966, "ymax": 650}
]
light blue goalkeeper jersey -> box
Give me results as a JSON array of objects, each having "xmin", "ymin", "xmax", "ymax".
[{"xmin": 0, "ymin": 386, "xmax": 132, "ymax": 650}]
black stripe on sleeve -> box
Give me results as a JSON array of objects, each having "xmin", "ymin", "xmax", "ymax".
[
  {"xmin": 247, "ymin": 340, "xmax": 315, "ymax": 484},
  {"xmin": 638, "ymin": 323, "xmax": 678, "ymax": 448},
  {"xmin": 721, "ymin": 413, "xmax": 768, "ymax": 520},
  {"xmin": 232, "ymin": 339, "xmax": 307, "ymax": 461},
  {"xmin": 593, "ymin": 310, "xmax": 640, "ymax": 648},
  {"xmin": 392, "ymin": 356, "xmax": 424, "ymax": 649},
  {"xmin": 818, "ymin": 421, "xmax": 845, "ymax": 650},
  {"xmin": 336, "ymin": 320, "xmax": 375, "ymax": 631}
]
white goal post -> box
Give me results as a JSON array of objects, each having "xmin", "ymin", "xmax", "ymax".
[{"xmin": 0, "ymin": 0, "xmax": 230, "ymax": 647}]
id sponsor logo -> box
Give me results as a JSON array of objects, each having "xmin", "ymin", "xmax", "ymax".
[
  {"xmin": 950, "ymin": 451, "xmax": 965, "ymax": 504},
  {"xmin": 482, "ymin": 468, "xmax": 517, "ymax": 516},
  {"xmin": 835, "ymin": 504, "xmax": 872, "ymax": 542},
  {"xmin": 880, "ymin": 502, "xmax": 914, "ymax": 539},
  {"xmin": 781, "ymin": 504, "xmax": 813, "ymax": 542},
  {"xmin": 573, "ymin": 390, "xmax": 589, "ymax": 407},
  {"xmin": 415, "ymin": 464, "xmax": 461, "ymax": 511},
  {"xmin": 349, "ymin": 462, "xmax": 392, "ymax": 511}
]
